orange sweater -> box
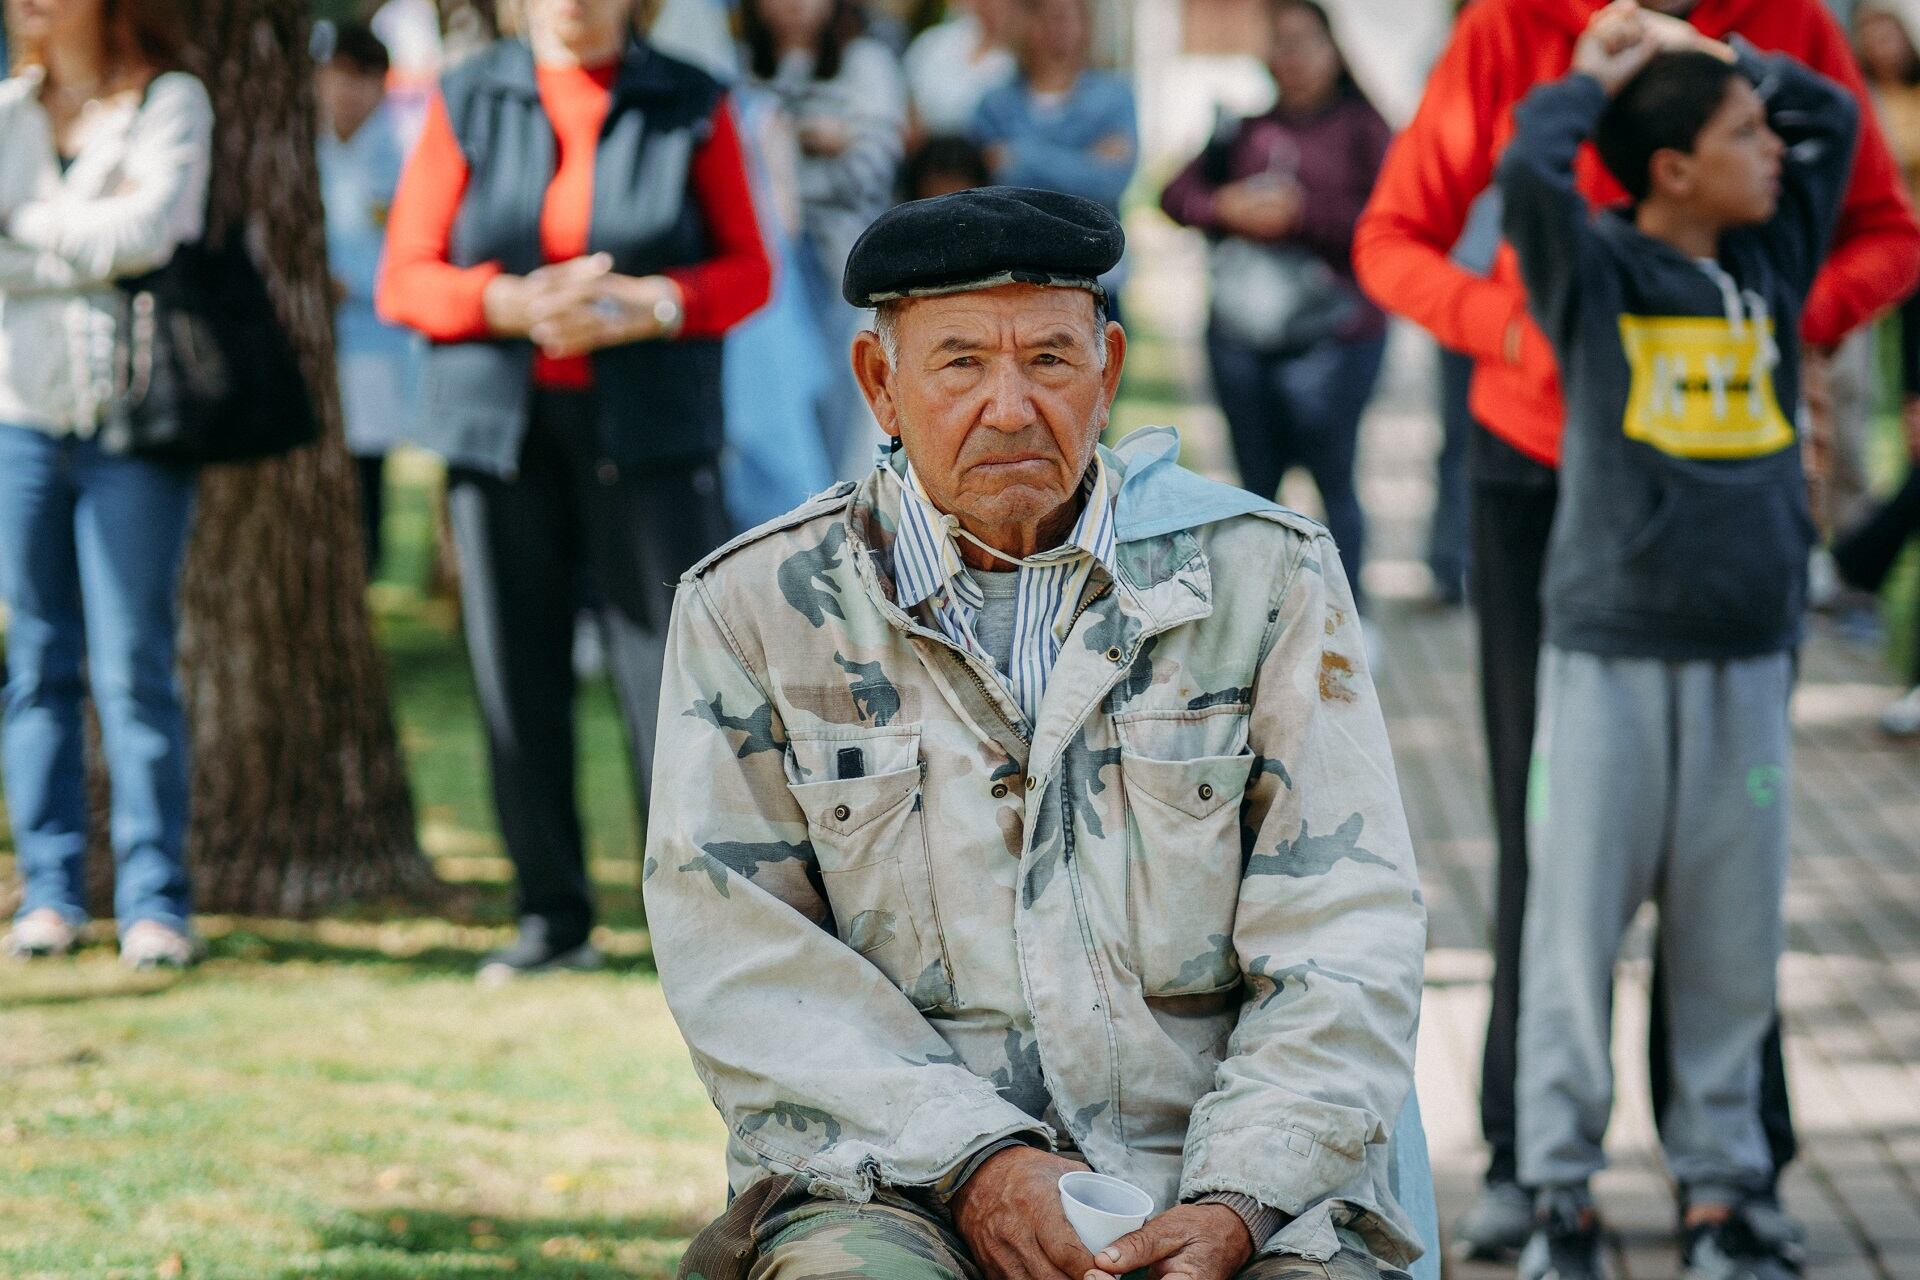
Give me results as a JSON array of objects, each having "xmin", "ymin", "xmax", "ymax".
[
  {"xmin": 1353, "ymin": 0, "xmax": 1920, "ymax": 466},
  {"xmin": 379, "ymin": 61, "xmax": 769, "ymax": 389}
]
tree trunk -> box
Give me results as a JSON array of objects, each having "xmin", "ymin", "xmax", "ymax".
[{"xmin": 137, "ymin": 0, "xmax": 437, "ymax": 914}]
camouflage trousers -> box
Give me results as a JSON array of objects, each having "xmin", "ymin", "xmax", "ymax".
[{"xmin": 680, "ymin": 1177, "xmax": 1394, "ymax": 1280}]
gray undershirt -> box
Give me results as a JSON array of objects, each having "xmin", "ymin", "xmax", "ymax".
[{"xmin": 970, "ymin": 568, "xmax": 1021, "ymax": 677}]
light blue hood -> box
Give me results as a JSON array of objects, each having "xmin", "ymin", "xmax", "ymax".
[{"xmin": 1102, "ymin": 425, "xmax": 1284, "ymax": 543}]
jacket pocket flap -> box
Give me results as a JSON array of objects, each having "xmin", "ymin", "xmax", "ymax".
[
  {"xmin": 789, "ymin": 765, "xmax": 922, "ymax": 840},
  {"xmin": 1119, "ymin": 751, "xmax": 1251, "ymax": 821}
]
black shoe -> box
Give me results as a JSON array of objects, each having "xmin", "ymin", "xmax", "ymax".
[
  {"xmin": 476, "ymin": 922, "xmax": 603, "ymax": 985},
  {"xmin": 1518, "ymin": 1186, "xmax": 1611, "ymax": 1280},
  {"xmin": 1451, "ymin": 1179, "xmax": 1534, "ymax": 1260},
  {"xmin": 1678, "ymin": 1187, "xmax": 1805, "ymax": 1268},
  {"xmin": 1682, "ymin": 1203, "xmax": 1803, "ymax": 1280}
]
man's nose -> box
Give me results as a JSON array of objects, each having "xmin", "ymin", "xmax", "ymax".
[{"xmin": 978, "ymin": 361, "xmax": 1035, "ymax": 432}]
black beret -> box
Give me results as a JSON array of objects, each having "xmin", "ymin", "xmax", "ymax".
[{"xmin": 842, "ymin": 186, "xmax": 1125, "ymax": 308}]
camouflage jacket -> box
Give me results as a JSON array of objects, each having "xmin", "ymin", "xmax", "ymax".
[{"xmin": 645, "ymin": 428, "xmax": 1427, "ymax": 1267}]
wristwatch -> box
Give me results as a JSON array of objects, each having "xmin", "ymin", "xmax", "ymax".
[{"xmin": 651, "ymin": 289, "xmax": 684, "ymax": 337}]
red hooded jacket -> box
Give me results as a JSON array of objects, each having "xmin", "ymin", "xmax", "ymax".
[{"xmin": 1353, "ymin": 0, "xmax": 1920, "ymax": 467}]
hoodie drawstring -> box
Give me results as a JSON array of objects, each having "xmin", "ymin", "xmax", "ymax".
[{"xmin": 1696, "ymin": 258, "xmax": 1780, "ymax": 420}]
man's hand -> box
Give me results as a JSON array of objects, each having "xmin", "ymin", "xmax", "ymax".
[
  {"xmin": 481, "ymin": 253, "xmax": 613, "ymax": 338},
  {"xmin": 1572, "ymin": 1, "xmax": 1659, "ymax": 97},
  {"xmin": 526, "ymin": 273, "xmax": 683, "ymax": 357},
  {"xmin": 1083, "ymin": 1203, "xmax": 1254, "ymax": 1280},
  {"xmin": 950, "ymin": 1145, "xmax": 1096, "ymax": 1280},
  {"xmin": 1214, "ymin": 181, "xmax": 1303, "ymax": 242},
  {"xmin": 798, "ymin": 117, "xmax": 853, "ymax": 157},
  {"xmin": 1637, "ymin": 6, "xmax": 1735, "ymax": 62}
]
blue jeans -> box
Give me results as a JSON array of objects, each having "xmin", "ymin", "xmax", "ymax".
[
  {"xmin": 1391, "ymin": 1091, "xmax": 1441, "ymax": 1280},
  {"xmin": 1206, "ymin": 329, "xmax": 1388, "ymax": 608},
  {"xmin": 0, "ymin": 425, "xmax": 197, "ymax": 932}
]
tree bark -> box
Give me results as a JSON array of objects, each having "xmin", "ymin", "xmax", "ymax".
[{"xmin": 129, "ymin": 0, "xmax": 438, "ymax": 914}]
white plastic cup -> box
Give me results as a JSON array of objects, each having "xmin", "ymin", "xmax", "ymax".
[{"xmin": 1058, "ymin": 1170, "xmax": 1154, "ymax": 1255}]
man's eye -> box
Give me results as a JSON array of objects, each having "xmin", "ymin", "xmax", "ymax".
[
  {"xmin": 947, "ymin": 356, "xmax": 980, "ymax": 369},
  {"xmin": 1032, "ymin": 353, "xmax": 1065, "ymax": 366}
]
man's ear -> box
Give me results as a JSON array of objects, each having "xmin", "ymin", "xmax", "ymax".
[
  {"xmin": 1649, "ymin": 147, "xmax": 1694, "ymax": 202},
  {"xmin": 851, "ymin": 329, "xmax": 902, "ymax": 442},
  {"xmin": 1101, "ymin": 319, "xmax": 1128, "ymax": 408}
]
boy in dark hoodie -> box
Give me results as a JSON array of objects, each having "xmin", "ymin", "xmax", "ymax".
[{"xmin": 1495, "ymin": 4, "xmax": 1858, "ymax": 1278}]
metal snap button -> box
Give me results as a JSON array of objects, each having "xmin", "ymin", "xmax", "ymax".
[
  {"xmin": 1197, "ymin": 782, "xmax": 1215, "ymax": 802},
  {"xmin": 991, "ymin": 782, "xmax": 1009, "ymax": 799},
  {"xmin": 1105, "ymin": 646, "xmax": 1123, "ymax": 662},
  {"xmin": 1025, "ymin": 775, "xmax": 1038, "ymax": 790},
  {"xmin": 833, "ymin": 803, "xmax": 851, "ymax": 822}
]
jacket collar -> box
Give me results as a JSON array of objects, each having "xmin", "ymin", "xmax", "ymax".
[
  {"xmin": 889, "ymin": 456, "xmax": 1118, "ymax": 612},
  {"xmin": 1104, "ymin": 425, "xmax": 1283, "ymax": 543},
  {"xmin": 849, "ymin": 426, "xmax": 1257, "ymax": 629}
]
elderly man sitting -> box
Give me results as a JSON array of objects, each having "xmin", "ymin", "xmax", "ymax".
[{"xmin": 645, "ymin": 188, "xmax": 1427, "ymax": 1280}]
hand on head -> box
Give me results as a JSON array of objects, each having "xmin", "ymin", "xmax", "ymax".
[
  {"xmin": 1575, "ymin": 0, "xmax": 1732, "ymax": 96},
  {"xmin": 1573, "ymin": 1, "xmax": 1659, "ymax": 95}
]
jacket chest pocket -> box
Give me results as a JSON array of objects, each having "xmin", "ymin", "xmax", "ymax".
[
  {"xmin": 1115, "ymin": 710, "xmax": 1254, "ymax": 996},
  {"xmin": 786, "ymin": 726, "xmax": 954, "ymax": 1011}
]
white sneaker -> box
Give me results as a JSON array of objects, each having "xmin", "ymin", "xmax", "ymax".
[
  {"xmin": 1881, "ymin": 685, "xmax": 1920, "ymax": 737},
  {"xmin": 1807, "ymin": 547, "xmax": 1841, "ymax": 611},
  {"xmin": 118, "ymin": 920, "xmax": 201, "ymax": 970},
  {"xmin": 3, "ymin": 908, "xmax": 79, "ymax": 959},
  {"xmin": 572, "ymin": 614, "xmax": 606, "ymax": 680}
]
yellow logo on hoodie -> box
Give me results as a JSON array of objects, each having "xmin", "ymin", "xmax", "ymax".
[{"xmin": 1616, "ymin": 315, "xmax": 1795, "ymax": 459}]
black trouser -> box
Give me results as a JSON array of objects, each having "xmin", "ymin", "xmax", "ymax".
[
  {"xmin": 1468, "ymin": 426, "xmax": 1558, "ymax": 1188},
  {"xmin": 1206, "ymin": 329, "xmax": 1389, "ymax": 609},
  {"xmin": 1834, "ymin": 468, "xmax": 1920, "ymax": 684},
  {"xmin": 1467, "ymin": 426, "xmax": 1798, "ymax": 1191},
  {"xmin": 355, "ymin": 454, "xmax": 386, "ymax": 579},
  {"xmin": 447, "ymin": 390, "xmax": 730, "ymax": 947}
]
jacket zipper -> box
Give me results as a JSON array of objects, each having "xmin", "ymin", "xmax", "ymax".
[
  {"xmin": 939, "ymin": 575, "xmax": 1118, "ymax": 751},
  {"xmin": 951, "ymin": 649, "xmax": 1030, "ymax": 746},
  {"xmin": 1067, "ymin": 579, "xmax": 1114, "ymax": 637}
]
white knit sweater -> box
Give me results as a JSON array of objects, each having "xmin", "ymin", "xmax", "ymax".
[{"xmin": 0, "ymin": 69, "xmax": 213, "ymax": 434}]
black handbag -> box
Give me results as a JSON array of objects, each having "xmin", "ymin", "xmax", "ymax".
[{"xmin": 97, "ymin": 231, "xmax": 321, "ymax": 465}]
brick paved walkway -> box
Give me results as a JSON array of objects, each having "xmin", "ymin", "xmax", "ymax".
[{"xmin": 1128, "ymin": 217, "xmax": 1920, "ymax": 1279}]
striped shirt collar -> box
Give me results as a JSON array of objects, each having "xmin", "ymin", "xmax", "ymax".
[
  {"xmin": 888, "ymin": 455, "xmax": 1119, "ymax": 723},
  {"xmin": 890, "ymin": 456, "xmax": 1118, "ymax": 613}
]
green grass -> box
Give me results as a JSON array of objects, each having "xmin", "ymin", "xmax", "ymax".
[
  {"xmin": 2, "ymin": 321, "xmax": 1916, "ymax": 1276},
  {"xmin": 1869, "ymin": 325, "xmax": 1919, "ymax": 681},
  {"xmin": 0, "ymin": 453, "xmax": 702, "ymax": 1279}
]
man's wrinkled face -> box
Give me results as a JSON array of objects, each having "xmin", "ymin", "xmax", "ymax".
[{"xmin": 852, "ymin": 285, "xmax": 1125, "ymax": 542}]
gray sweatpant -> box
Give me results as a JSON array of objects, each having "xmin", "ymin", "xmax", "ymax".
[{"xmin": 1516, "ymin": 646, "xmax": 1793, "ymax": 1199}]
